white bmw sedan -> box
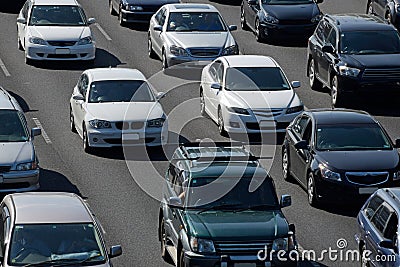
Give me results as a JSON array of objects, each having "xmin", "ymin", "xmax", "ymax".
[
  {"xmin": 17, "ymin": 0, "xmax": 96, "ymax": 64},
  {"xmin": 70, "ymin": 68, "xmax": 168, "ymax": 152},
  {"xmin": 200, "ymin": 55, "xmax": 304, "ymax": 136}
]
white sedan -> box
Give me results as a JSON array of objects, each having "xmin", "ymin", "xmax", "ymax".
[
  {"xmin": 70, "ymin": 68, "xmax": 168, "ymax": 152},
  {"xmin": 17, "ymin": 0, "xmax": 96, "ymax": 64},
  {"xmin": 200, "ymin": 55, "xmax": 304, "ymax": 135}
]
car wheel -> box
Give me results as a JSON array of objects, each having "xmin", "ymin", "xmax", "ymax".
[
  {"xmin": 367, "ymin": 2, "xmax": 374, "ymax": 14},
  {"xmin": 160, "ymin": 218, "xmax": 173, "ymax": 264},
  {"xmin": 200, "ymin": 90, "xmax": 207, "ymax": 117},
  {"xmin": 25, "ymin": 56, "xmax": 33, "ymax": 65},
  {"xmin": 360, "ymin": 244, "xmax": 370, "ymax": 267},
  {"xmin": 162, "ymin": 50, "xmax": 168, "ymax": 70},
  {"xmin": 178, "ymin": 249, "xmax": 186, "ymax": 267},
  {"xmin": 18, "ymin": 36, "xmax": 23, "ymax": 51},
  {"xmin": 109, "ymin": 0, "xmax": 116, "ymax": 15},
  {"xmin": 308, "ymin": 59, "xmax": 323, "ymax": 91},
  {"xmin": 82, "ymin": 125, "xmax": 93, "ymax": 153},
  {"xmin": 218, "ymin": 108, "xmax": 227, "ymax": 137},
  {"xmin": 255, "ymin": 19, "xmax": 265, "ymax": 42},
  {"xmin": 240, "ymin": 6, "xmax": 249, "ymax": 30},
  {"xmin": 118, "ymin": 6, "xmax": 126, "ymax": 26},
  {"xmin": 148, "ymin": 35, "xmax": 156, "ymax": 59},
  {"xmin": 307, "ymin": 173, "xmax": 319, "ymax": 207},
  {"xmin": 331, "ymin": 75, "xmax": 345, "ymax": 108},
  {"xmin": 70, "ymin": 107, "xmax": 77, "ymax": 133},
  {"xmin": 386, "ymin": 11, "xmax": 392, "ymax": 24},
  {"xmin": 282, "ymin": 146, "xmax": 292, "ymax": 181}
]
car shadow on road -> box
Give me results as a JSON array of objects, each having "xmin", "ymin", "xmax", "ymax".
[
  {"xmin": 208, "ymin": 0, "xmax": 242, "ymax": 6},
  {"xmin": 230, "ymin": 133, "xmax": 285, "ymax": 145},
  {"xmin": 343, "ymin": 92, "xmax": 400, "ymax": 117},
  {"xmin": 0, "ymin": 0, "xmax": 25, "ymax": 14},
  {"xmin": 38, "ymin": 168, "xmax": 83, "ymax": 196},
  {"xmin": 29, "ymin": 48, "xmax": 123, "ymax": 70},
  {"xmin": 163, "ymin": 65, "xmax": 204, "ymax": 81},
  {"xmin": 6, "ymin": 90, "xmax": 39, "ymax": 113},
  {"xmin": 126, "ymin": 23, "xmax": 149, "ymax": 32},
  {"xmin": 258, "ymin": 36, "xmax": 309, "ymax": 48}
]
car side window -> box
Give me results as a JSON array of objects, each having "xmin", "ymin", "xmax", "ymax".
[
  {"xmin": 159, "ymin": 10, "xmax": 166, "ymax": 26},
  {"xmin": 371, "ymin": 204, "xmax": 392, "ymax": 234},
  {"xmin": 315, "ymin": 20, "xmax": 326, "ymax": 43},
  {"xmin": 217, "ymin": 63, "xmax": 224, "ymax": 84},
  {"xmin": 22, "ymin": 2, "xmax": 30, "ymax": 18},
  {"xmin": 155, "ymin": 8, "xmax": 163, "ymax": 25},
  {"xmin": 365, "ymin": 195, "xmax": 384, "ymax": 220},
  {"xmin": 173, "ymin": 171, "xmax": 184, "ymax": 196},
  {"xmin": 79, "ymin": 74, "xmax": 89, "ymax": 97},
  {"xmin": 326, "ymin": 28, "xmax": 337, "ymax": 47},
  {"xmin": 209, "ymin": 61, "xmax": 222, "ymax": 82},
  {"xmin": 301, "ymin": 121, "xmax": 312, "ymax": 144},
  {"xmin": 383, "ymin": 212, "xmax": 398, "ymax": 242},
  {"xmin": 293, "ymin": 116, "xmax": 309, "ymax": 138},
  {"xmin": 0, "ymin": 206, "xmax": 10, "ymax": 257}
]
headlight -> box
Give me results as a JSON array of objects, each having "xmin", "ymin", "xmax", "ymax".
[
  {"xmin": 319, "ymin": 164, "xmax": 341, "ymax": 181},
  {"xmin": 311, "ymin": 14, "xmax": 323, "ymax": 23},
  {"xmin": 170, "ymin": 45, "xmax": 189, "ymax": 57},
  {"xmin": 338, "ymin": 66, "xmax": 360, "ymax": 77},
  {"xmin": 29, "ymin": 37, "xmax": 47, "ymax": 45},
  {"xmin": 222, "ymin": 45, "xmax": 239, "ymax": 56},
  {"xmin": 226, "ymin": 107, "xmax": 249, "ymax": 115},
  {"xmin": 147, "ymin": 118, "xmax": 165, "ymax": 127},
  {"xmin": 190, "ymin": 237, "xmax": 215, "ymax": 253},
  {"xmin": 16, "ymin": 161, "xmax": 37, "ymax": 171},
  {"xmin": 128, "ymin": 5, "xmax": 143, "ymax": 11},
  {"xmin": 286, "ymin": 105, "xmax": 304, "ymax": 114},
  {"xmin": 261, "ymin": 12, "xmax": 279, "ymax": 24},
  {"xmin": 89, "ymin": 119, "xmax": 112, "ymax": 129},
  {"xmin": 394, "ymin": 170, "xmax": 400, "ymax": 181},
  {"xmin": 272, "ymin": 238, "xmax": 288, "ymax": 251},
  {"xmin": 77, "ymin": 36, "xmax": 92, "ymax": 45}
]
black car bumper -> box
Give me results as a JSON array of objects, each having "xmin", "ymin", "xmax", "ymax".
[
  {"xmin": 337, "ymin": 75, "xmax": 400, "ymax": 93},
  {"xmin": 259, "ymin": 22, "xmax": 317, "ymax": 38},
  {"xmin": 120, "ymin": 9, "xmax": 155, "ymax": 23}
]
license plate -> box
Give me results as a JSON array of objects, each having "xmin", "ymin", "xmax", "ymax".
[
  {"xmin": 55, "ymin": 48, "xmax": 70, "ymax": 54},
  {"xmin": 234, "ymin": 264, "xmax": 256, "ymax": 267},
  {"xmin": 359, "ymin": 187, "xmax": 378, "ymax": 194},
  {"xmin": 123, "ymin": 133, "xmax": 139, "ymax": 140},
  {"xmin": 259, "ymin": 120, "xmax": 276, "ymax": 128}
]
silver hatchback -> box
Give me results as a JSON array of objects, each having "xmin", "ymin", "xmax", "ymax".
[{"xmin": 148, "ymin": 3, "xmax": 238, "ymax": 69}]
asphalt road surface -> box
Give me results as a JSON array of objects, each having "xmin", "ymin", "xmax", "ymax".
[{"xmin": 1, "ymin": 0, "xmax": 399, "ymax": 266}]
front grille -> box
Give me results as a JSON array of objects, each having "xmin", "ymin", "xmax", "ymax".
[
  {"xmin": 141, "ymin": 5, "xmax": 162, "ymax": 12},
  {"xmin": 115, "ymin": 122, "xmax": 144, "ymax": 130},
  {"xmin": 362, "ymin": 68, "xmax": 400, "ymax": 81},
  {"xmin": 0, "ymin": 166, "xmax": 11, "ymax": 173},
  {"xmin": 252, "ymin": 108, "xmax": 283, "ymax": 118},
  {"xmin": 189, "ymin": 48, "xmax": 220, "ymax": 57},
  {"xmin": 47, "ymin": 54, "xmax": 77, "ymax": 59},
  {"xmin": 346, "ymin": 172, "xmax": 389, "ymax": 186},
  {"xmin": 131, "ymin": 122, "xmax": 144, "ymax": 129},
  {"xmin": 246, "ymin": 121, "xmax": 288, "ymax": 130},
  {"xmin": 279, "ymin": 19, "xmax": 311, "ymax": 25},
  {"xmin": 214, "ymin": 241, "xmax": 271, "ymax": 256},
  {"xmin": 104, "ymin": 138, "xmax": 155, "ymax": 144},
  {"xmin": 48, "ymin": 41, "xmax": 76, "ymax": 47}
]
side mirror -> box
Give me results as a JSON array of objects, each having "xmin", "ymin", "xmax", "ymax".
[
  {"xmin": 73, "ymin": 95, "xmax": 85, "ymax": 101},
  {"xmin": 87, "ymin": 18, "xmax": 96, "ymax": 25},
  {"xmin": 154, "ymin": 25, "xmax": 163, "ymax": 32},
  {"xmin": 17, "ymin": 17, "xmax": 26, "ymax": 24},
  {"xmin": 109, "ymin": 245, "xmax": 122, "ymax": 258},
  {"xmin": 228, "ymin": 25, "xmax": 238, "ymax": 31},
  {"xmin": 210, "ymin": 83, "xmax": 222, "ymax": 90},
  {"xmin": 280, "ymin": 194, "xmax": 292, "ymax": 208},
  {"xmin": 316, "ymin": 0, "xmax": 323, "ymax": 3},
  {"xmin": 291, "ymin": 81, "xmax": 301, "ymax": 88},
  {"xmin": 294, "ymin": 140, "xmax": 309, "ymax": 150},
  {"xmin": 322, "ymin": 44, "xmax": 335, "ymax": 54},
  {"xmin": 394, "ymin": 138, "xmax": 400, "ymax": 148},
  {"xmin": 156, "ymin": 92, "xmax": 166, "ymax": 100},
  {"xmin": 31, "ymin": 127, "xmax": 41, "ymax": 138},
  {"xmin": 168, "ymin": 197, "xmax": 183, "ymax": 208},
  {"xmin": 248, "ymin": 0, "xmax": 257, "ymax": 5},
  {"xmin": 380, "ymin": 240, "xmax": 395, "ymax": 249}
]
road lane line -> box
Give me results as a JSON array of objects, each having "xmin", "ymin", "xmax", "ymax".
[
  {"xmin": 32, "ymin": 118, "xmax": 52, "ymax": 144},
  {"xmin": 0, "ymin": 58, "xmax": 11, "ymax": 77},
  {"xmin": 95, "ymin": 23, "xmax": 112, "ymax": 41}
]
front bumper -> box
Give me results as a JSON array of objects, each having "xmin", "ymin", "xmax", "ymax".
[
  {"xmin": 120, "ymin": 9, "xmax": 155, "ymax": 23},
  {"xmin": 336, "ymin": 75, "xmax": 400, "ymax": 93},
  {"xmin": 25, "ymin": 42, "xmax": 95, "ymax": 61},
  {"xmin": 0, "ymin": 169, "xmax": 40, "ymax": 192},
  {"xmin": 259, "ymin": 22, "xmax": 317, "ymax": 38}
]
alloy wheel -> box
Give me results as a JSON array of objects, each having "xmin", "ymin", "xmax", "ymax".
[
  {"xmin": 309, "ymin": 60, "xmax": 322, "ymax": 90},
  {"xmin": 307, "ymin": 173, "xmax": 318, "ymax": 206},
  {"xmin": 70, "ymin": 107, "xmax": 76, "ymax": 133},
  {"xmin": 282, "ymin": 147, "xmax": 290, "ymax": 180},
  {"xmin": 218, "ymin": 108, "xmax": 226, "ymax": 136},
  {"xmin": 331, "ymin": 76, "xmax": 338, "ymax": 107},
  {"xmin": 240, "ymin": 7, "xmax": 248, "ymax": 30},
  {"xmin": 200, "ymin": 91, "xmax": 205, "ymax": 116}
]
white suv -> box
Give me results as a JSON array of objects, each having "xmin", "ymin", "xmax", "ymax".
[
  {"xmin": 200, "ymin": 55, "xmax": 303, "ymax": 136},
  {"xmin": 0, "ymin": 87, "xmax": 41, "ymax": 192}
]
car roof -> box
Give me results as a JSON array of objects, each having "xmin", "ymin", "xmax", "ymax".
[
  {"xmin": 306, "ymin": 108, "xmax": 376, "ymax": 124},
  {"xmin": 190, "ymin": 163, "xmax": 268, "ymax": 179},
  {"xmin": 85, "ymin": 68, "xmax": 147, "ymax": 82},
  {"xmin": 32, "ymin": 0, "xmax": 79, "ymax": 6},
  {"xmin": 166, "ymin": 3, "xmax": 218, "ymax": 13},
  {"xmin": 326, "ymin": 14, "xmax": 394, "ymax": 32},
  {"xmin": 0, "ymin": 88, "xmax": 18, "ymax": 110},
  {"xmin": 10, "ymin": 192, "xmax": 93, "ymax": 224},
  {"xmin": 221, "ymin": 55, "xmax": 278, "ymax": 68}
]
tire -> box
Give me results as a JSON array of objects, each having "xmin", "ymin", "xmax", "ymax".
[
  {"xmin": 82, "ymin": 125, "xmax": 93, "ymax": 153},
  {"xmin": 162, "ymin": 50, "xmax": 168, "ymax": 70},
  {"xmin": 255, "ymin": 19, "xmax": 265, "ymax": 42},
  {"xmin": 386, "ymin": 11, "xmax": 393, "ymax": 24},
  {"xmin": 307, "ymin": 172, "xmax": 319, "ymax": 207},
  {"xmin": 118, "ymin": 7, "xmax": 126, "ymax": 26},
  {"xmin": 148, "ymin": 35, "xmax": 156, "ymax": 59},
  {"xmin": 367, "ymin": 1, "xmax": 374, "ymax": 14},
  {"xmin": 200, "ymin": 90, "xmax": 206, "ymax": 117},
  {"xmin": 282, "ymin": 146, "xmax": 292, "ymax": 181},
  {"xmin": 25, "ymin": 56, "xmax": 33, "ymax": 65},
  {"xmin": 109, "ymin": 0, "xmax": 116, "ymax": 15},
  {"xmin": 70, "ymin": 107, "xmax": 77, "ymax": 133},
  {"xmin": 18, "ymin": 36, "xmax": 23, "ymax": 51},
  {"xmin": 308, "ymin": 59, "xmax": 323, "ymax": 91},
  {"xmin": 240, "ymin": 6, "xmax": 249, "ymax": 30},
  {"xmin": 178, "ymin": 249, "xmax": 186, "ymax": 267},
  {"xmin": 331, "ymin": 75, "xmax": 345, "ymax": 108},
  {"xmin": 160, "ymin": 218, "xmax": 173, "ymax": 264},
  {"xmin": 218, "ymin": 108, "xmax": 227, "ymax": 137},
  {"xmin": 360, "ymin": 244, "xmax": 370, "ymax": 267}
]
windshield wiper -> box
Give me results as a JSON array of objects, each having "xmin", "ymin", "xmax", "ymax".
[
  {"xmin": 234, "ymin": 204, "xmax": 278, "ymax": 213},
  {"xmin": 197, "ymin": 203, "xmax": 243, "ymax": 214},
  {"xmin": 23, "ymin": 253, "xmax": 102, "ymax": 267}
]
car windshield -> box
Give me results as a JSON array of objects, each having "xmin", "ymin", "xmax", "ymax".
[
  {"xmin": 167, "ymin": 12, "xmax": 226, "ymax": 32},
  {"xmin": 29, "ymin": 5, "xmax": 86, "ymax": 26},
  {"xmin": 340, "ymin": 30, "xmax": 400, "ymax": 55},
  {"xmin": 8, "ymin": 223, "xmax": 106, "ymax": 266},
  {"xmin": 88, "ymin": 80, "xmax": 155, "ymax": 103},
  {"xmin": 316, "ymin": 124, "xmax": 392, "ymax": 151},
  {"xmin": 225, "ymin": 67, "xmax": 291, "ymax": 91},
  {"xmin": 262, "ymin": 0, "xmax": 314, "ymax": 4},
  {"xmin": 0, "ymin": 110, "xmax": 29, "ymax": 143},
  {"xmin": 183, "ymin": 177, "xmax": 279, "ymax": 210}
]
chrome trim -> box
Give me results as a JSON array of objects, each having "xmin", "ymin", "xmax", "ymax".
[{"xmin": 345, "ymin": 171, "xmax": 389, "ymax": 186}]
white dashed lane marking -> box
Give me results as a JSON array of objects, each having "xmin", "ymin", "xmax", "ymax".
[
  {"xmin": 0, "ymin": 58, "xmax": 11, "ymax": 77},
  {"xmin": 95, "ymin": 23, "xmax": 112, "ymax": 41},
  {"xmin": 32, "ymin": 118, "xmax": 52, "ymax": 144}
]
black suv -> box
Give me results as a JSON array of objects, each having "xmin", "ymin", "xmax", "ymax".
[
  {"xmin": 367, "ymin": 0, "xmax": 400, "ymax": 29},
  {"xmin": 159, "ymin": 142, "xmax": 297, "ymax": 267},
  {"xmin": 307, "ymin": 14, "xmax": 400, "ymax": 107}
]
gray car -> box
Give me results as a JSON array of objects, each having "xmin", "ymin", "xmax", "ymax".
[
  {"xmin": 0, "ymin": 87, "xmax": 41, "ymax": 192},
  {"xmin": 148, "ymin": 3, "xmax": 239, "ymax": 69}
]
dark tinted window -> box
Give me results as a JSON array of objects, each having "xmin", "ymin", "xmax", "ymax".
[
  {"xmin": 29, "ymin": 5, "xmax": 86, "ymax": 26},
  {"xmin": 371, "ymin": 205, "xmax": 391, "ymax": 234},
  {"xmin": 340, "ymin": 30, "xmax": 400, "ymax": 55},
  {"xmin": 384, "ymin": 213, "xmax": 398, "ymax": 241},
  {"xmin": 0, "ymin": 110, "xmax": 29, "ymax": 142},
  {"xmin": 294, "ymin": 116, "xmax": 309, "ymax": 137},
  {"xmin": 327, "ymin": 29, "xmax": 337, "ymax": 46},
  {"xmin": 365, "ymin": 195, "xmax": 384, "ymax": 219},
  {"xmin": 225, "ymin": 67, "xmax": 290, "ymax": 91}
]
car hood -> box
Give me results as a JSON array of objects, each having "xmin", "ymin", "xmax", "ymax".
[
  {"xmin": 0, "ymin": 142, "xmax": 34, "ymax": 166},
  {"xmin": 86, "ymin": 102, "xmax": 164, "ymax": 121},
  {"xmin": 166, "ymin": 32, "xmax": 231, "ymax": 49},
  {"xmin": 125, "ymin": 0, "xmax": 179, "ymax": 4},
  {"xmin": 340, "ymin": 54, "xmax": 400, "ymax": 69},
  {"xmin": 224, "ymin": 90, "xmax": 301, "ymax": 109},
  {"xmin": 184, "ymin": 210, "xmax": 288, "ymax": 241},
  {"xmin": 27, "ymin": 26, "xmax": 90, "ymax": 41},
  {"xmin": 262, "ymin": 3, "xmax": 319, "ymax": 20},
  {"xmin": 317, "ymin": 150, "xmax": 399, "ymax": 172}
]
